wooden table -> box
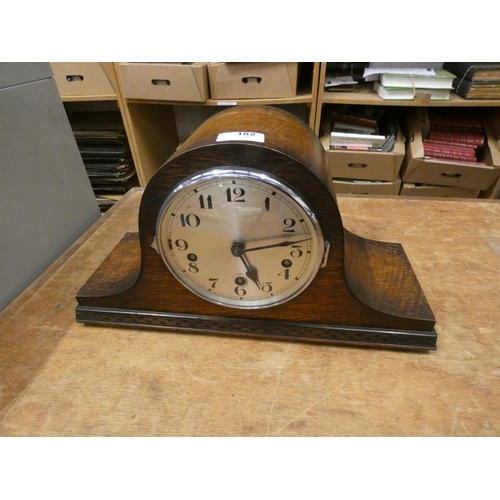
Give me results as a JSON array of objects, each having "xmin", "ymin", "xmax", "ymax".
[{"xmin": 2, "ymin": 189, "xmax": 500, "ymax": 437}]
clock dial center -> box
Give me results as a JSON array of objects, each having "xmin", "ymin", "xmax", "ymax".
[{"xmin": 230, "ymin": 242, "xmax": 245, "ymax": 258}]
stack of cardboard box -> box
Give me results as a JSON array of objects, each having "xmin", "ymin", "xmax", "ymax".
[{"xmin": 116, "ymin": 62, "xmax": 299, "ymax": 102}]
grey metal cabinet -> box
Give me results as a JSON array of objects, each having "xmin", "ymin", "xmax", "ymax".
[{"xmin": 0, "ymin": 62, "xmax": 101, "ymax": 312}]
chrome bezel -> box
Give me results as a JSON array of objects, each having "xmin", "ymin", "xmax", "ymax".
[{"xmin": 156, "ymin": 167, "xmax": 324, "ymax": 309}]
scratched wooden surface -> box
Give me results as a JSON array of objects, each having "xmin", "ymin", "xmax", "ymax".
[{"xmin": 1, "ymin": 188, "xmax": 499, "ymax": 436}]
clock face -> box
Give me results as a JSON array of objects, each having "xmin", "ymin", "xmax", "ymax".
[{"xmin": 155, "ymin": 167, "xmax": 326, "ymax": 309}]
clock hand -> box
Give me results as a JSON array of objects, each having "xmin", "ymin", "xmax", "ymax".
[
  {"xmin": 231, "ymin": 243, "xmax": 261, "ymax": 290},
  {"xmin": 240, "ymin": 253, "xmax": 261, "ymax": 290},
  {"xmin": 242, "ymin": 237, "xmax": 312, "ymax": 253}
]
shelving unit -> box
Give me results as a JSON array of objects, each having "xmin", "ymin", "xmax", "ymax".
[
  {"xmin": 112, "ymin": 62, "xmax": 322, "ymax": 186},
  {"xmin": 50, "ymin": 62, "xmax": 500, "ymax": 198},
  {"xmin": 314, "ymin": 62, "xmax": 500, "ymax": 132},
  {"xmin": 313, "ymin": 62, "xmax": 500, "ymax": 198},
  {"xmin": 51, "ymin": 63, "xmax": 139, "ymax": 210}
]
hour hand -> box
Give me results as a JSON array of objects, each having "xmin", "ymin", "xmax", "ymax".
[
  {"xmin": 231, "ymin": 243, "xmax": 261, "ymax": 290},
  {"xmin": 241, "ymin": 253, "xmax": 261, "ymax": 290}
]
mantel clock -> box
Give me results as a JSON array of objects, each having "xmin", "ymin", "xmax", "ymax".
[{"xmin": 76, "ymin": 106, "xmax": 437, "ymax": 350}]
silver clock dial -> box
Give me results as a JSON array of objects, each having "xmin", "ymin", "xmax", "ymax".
[{"xmin": 155, "ymin": 167, "xmax": 325, "ymax": 309}]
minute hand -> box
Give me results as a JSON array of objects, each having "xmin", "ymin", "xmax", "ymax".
[{"xmin": 242, "ymin": 237, "xmax": 312, "ymax": 253}]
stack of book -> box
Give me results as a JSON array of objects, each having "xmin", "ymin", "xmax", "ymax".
[
  {"xmin": 329, "ymin": 107, "xmax": 398, "ymax": 152},
  {"xmin": 443, "ymin": 62, "xmax": 500, "ymax": 100},
  {"xmin": 372, "ymin": 69, "xmax": 456, "ymax": 101},
  {"xmin": 69, "ymin": 112, "xmax": 138, "ymax": 212},
  {"xmin": 422, "ymin": 109, "xmax": 486, "ymax": 164},
  {"xmin": 324, "ymin": 62, "xmax": 369, "ymax": 92}
]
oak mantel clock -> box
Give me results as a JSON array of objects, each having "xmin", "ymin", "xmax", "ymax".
[{"xmin": 76, "ymin": 106, "xmax": 437, "ymax": 350}]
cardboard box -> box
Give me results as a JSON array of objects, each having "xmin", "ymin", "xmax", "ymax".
[
  {"xmin": 400, "ymin": 183, "xmax": 480, "ymax": 198},
  {"xmin": 117, "ymin": 63, "xmax": 209, "ymax": 102},
  {"xmin": 479, "ymin": 109, "xmax": 500, "ymax": 199},
  {"xmin": 320, "ymin": 115, "xmax": 405, "ymax": 181},
  {"xmin": 208, "ymin": 62, "xmax": 298, "ymax": 100},
  {"xmin": 51, "ymin": 62, "xmax": 116, "ymax": 97},
  {"xmin": 401, "ymin": 109, "xmax": 500, "ymax": 191},
  {"xmin": 332, "ymin": 177, "xmax": 401, "ymax": 195},
  {"xmin": 479, "ymin": 176, "xmax": 500, "ymax": 199}
]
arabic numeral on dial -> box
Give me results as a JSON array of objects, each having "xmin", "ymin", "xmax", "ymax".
[
  {"xmin": 264, "ymin": 197, "xmax": 270, "ymax": 212},
  {"xmin": 198, "ymin": 194, "xmax": 213, "ymax": 209},
  {"xmin": 234, "ymin": 286, "xmax": 247, "ymax": 296},
  {"xmin": 175, "ymin": 239, "xmax": 189, "ymax": 251},
  {"xmin": 278, "ymin": 269, "xmax": 290, "ymax": 280},
  {"xmin": 283, "ymin": 218, "xmax": 296, "ymax": 232},
  {"xmin": 179, "ymin": 213, "xmax": 201, "ymax": 227},
  {"xmin": 209, "ymin": 278, "xmax": 218, "ymax": 289},
  {"xmin": 261, "ymin": 282, "xmax": 273, "ymax": 293},
  {"xmin": 226, "ymin": 187, "xmax": 245, "ymax": 202},
  {"xmin": 290, "ymin": 245, "xmax": 303, "ymax": 258},
  {"xmin": 186, "ymin": 253, "xmax": 199, "ymax": 273},
  {"xmin": 279, "ymin": 259, "xmax": 292, "ymax": 280}
]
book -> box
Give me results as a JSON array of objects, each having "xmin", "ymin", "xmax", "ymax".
[
  {"xmin": 452, "ymin": 78, "xmax": 500, "ymax": 100},
  {"xmin": 328, "ymin": 106, "xmax": 399, "ymax": 153},
  {"xmin": 428, "ymin": 130, "xmax": 485, "ymax": 147},
  {"xmin": 324, "ymin": 63, "xmax": 370, "ymax": 92},
  {"xmin": 330, "ymin": 131, "xmax": 386, "ymax": 150},
  {"xmin": 325, "ymin": 62, "xmax": 369, "ymax": 81},
  {"xmin": 442, "ymin": 63, "xmax": 500, "ymax": 99},
  {"xmin": 424, "ymin": 151, "xmax": 477, "ymax": 162},
  {"xmin": 424, "ymin": 138, "xmax": 482, "ymax": 150},
  {"xmin": 331, "ymin": 111, "xmax": 378, "ymax": 129},
  {"xmin": 332, "ymin": 122, "xmax": 377, "ymax": 134},
  {"xmin": 423, "ymin": 142, "xmax": 477, "ymax": 161},
  {"xmin": 417, "ymin": 108, "xmax": 431, "ymax": 138},
  {"xmin": 421, "ymin": 88, "xmax": 452, "ymax": 100},
  {"xmin": 427, "ymin": 108, "xmax": 483, "ymax": 132},
  {"xmin": 422, "ymin": 154, "xmax": 486, "ymax": 165},
  {"xmin": 331, "ymin": 144, "xmax": 373, "ymax": 151},
  {"xmin": 381, "ymin": 134, "xmax": 396, "ymax": 152},
  {"xmin": 380, "ymin": 69, "xmax": 456, "ymax": 89},
  {"xmin": 373, "ymin": 82, "xmax": 414, "ymax": 100},
  {"xmin": 443, "ymin": 62, "xmax": 500, "ymax": 82},
  {"xmin": 373, "ymin": 82, "xmax": 451, "ymax": 101},
  {"xmin": 417, "ymin": 106, "xmax": 490, "ymax": 166}
]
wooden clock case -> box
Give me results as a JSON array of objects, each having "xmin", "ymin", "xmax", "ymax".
[{"xmin": 76, "ymin": 105, "xmax": 437, "ymax": 350}]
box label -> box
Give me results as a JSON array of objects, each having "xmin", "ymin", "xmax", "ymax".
[{"xmin": 216, "ymin": 131, "xmax": 265, "ymax": 144}]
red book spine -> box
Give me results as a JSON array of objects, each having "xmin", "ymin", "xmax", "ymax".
[
  {"xmin": 428, "ymin": 122, "xmax": 483, "ymax": 133},
  {"xmin": 423, "ymin": 142, "xmax": 477, "ymax": 158},
  {"xmin": 427, "ymin": 112, "xmax": 483, "ymax": 131},
  {"xmin": 424, "ymin": 138, "xmax": 481, "ymax": 150},
  {"xmin": 430, "ymin": 157, "xmax": 487, "ymax": 166},
  {"xmin": 424, "ymin": 150, "xmax": 478, "ymax": 162},
  {"xmin": 428, "ymin": 130, "xmax": 485, "ymax": 146}
]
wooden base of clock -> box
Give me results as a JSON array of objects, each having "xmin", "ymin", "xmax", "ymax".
[
  {"xmin": 76, "ymin": 232, "xmax": 436, "ymax": 350},
  {"xmin": 76, "ymin": 106, "xmax": 437, "ymax": 350}
]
